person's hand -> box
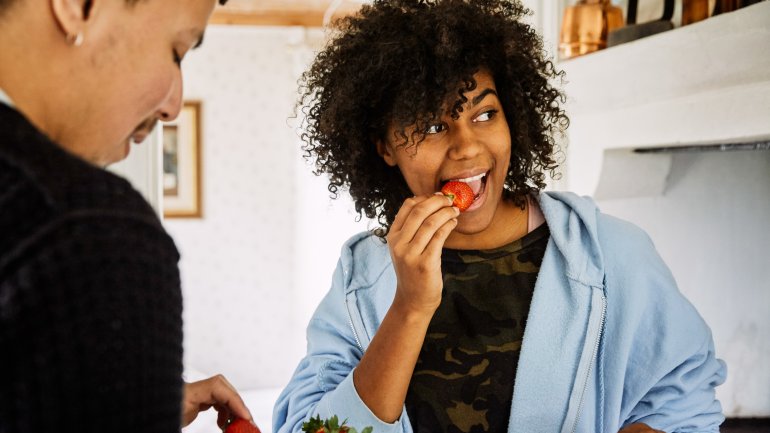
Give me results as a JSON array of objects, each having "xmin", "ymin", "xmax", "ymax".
[
  {"xmin": 618, "ymin": 423, "xmax": 666, "ymax": 433},
  {"xmin": 387, "ymin": 194, "xmax": 459, "ymax": 316},
  {"xmin": 181, "ymin": 374, "xmax": 255, "ymax": 429}
]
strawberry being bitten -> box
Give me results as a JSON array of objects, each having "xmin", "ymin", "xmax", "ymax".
[
  {"xmin": 441, "ymin": 181, "xmax": 474, "ymax": 212},
  {"xmin": 224, "ymin": 418, "xmax": 261, "ymax": 433}
]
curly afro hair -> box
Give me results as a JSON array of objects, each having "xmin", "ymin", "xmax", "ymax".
[{"xmin": 299, "ymin": 0, "xmax": 568, "ymax": 234}]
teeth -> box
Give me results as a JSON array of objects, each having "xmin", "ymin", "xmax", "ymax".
[{"xmin": 453, "ymin": 172, "xmax": 486, "ymax": 183}]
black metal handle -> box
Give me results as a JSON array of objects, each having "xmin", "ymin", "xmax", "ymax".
[{"xmin": 626, "ymin": 0, "xmax": 675, "ymax": 25}]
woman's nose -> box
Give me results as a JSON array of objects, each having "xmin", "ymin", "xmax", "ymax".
[{"xmin": 447, "ymin": 126, "xmax": 482, "ymax": 160}]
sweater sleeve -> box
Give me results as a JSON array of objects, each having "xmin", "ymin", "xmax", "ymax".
[
  {"xmin": 0, "ymin": 213, "xmax": 184, "ymax": 432},
  {"xmin": 624, "ymin": 333, "xmax": 727, "ymax": 433},
  {"xmin": 273, "ymin": 258, "xmax": 405, "ymax": 433}
]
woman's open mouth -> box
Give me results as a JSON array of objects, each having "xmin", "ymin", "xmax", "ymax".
[{"xmin": 442, "ymin": 171, "xmax": 489, "ymax": 212}]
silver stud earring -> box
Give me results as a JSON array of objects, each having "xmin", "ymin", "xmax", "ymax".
[{"xmin": 68, "ymin": 32, "xmax": 84, "ymax": 47}]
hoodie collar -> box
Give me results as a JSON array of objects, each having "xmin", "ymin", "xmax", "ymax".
[{"xmin": 538, "ymin": 191, "xmax": 605, "ymax": 288}]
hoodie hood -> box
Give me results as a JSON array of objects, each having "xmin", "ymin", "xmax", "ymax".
[
  {"xmin": 507, "ymin": 191, "xmax": 609, "ymax": 433},
  {"xmin": 538, "ymin": 191, "xmax": 606, "ymax": 288}
]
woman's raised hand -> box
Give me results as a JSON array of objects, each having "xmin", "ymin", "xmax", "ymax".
[{"xmin": 386, "ymin": 193, "xmax": 459, "ymax": 316}]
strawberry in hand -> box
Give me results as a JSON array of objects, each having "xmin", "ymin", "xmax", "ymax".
[
  {"xmin": 224, "ymin": 418, "xmax": 261, "ymax": 433},
  {"xmin": 440, "ymin": 181, "xmax": 474, "ymax": 212}
]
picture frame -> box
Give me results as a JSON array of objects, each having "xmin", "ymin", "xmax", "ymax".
[{"xmin": 162, "ymin": 101, "xmax": 202, "ymax": 218}]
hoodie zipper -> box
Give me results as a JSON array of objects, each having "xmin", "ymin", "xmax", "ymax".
[
  {"xmin": 569, "ymin": 292, "xmax": 607, "ymax": 433},
  {"xmin": 345, "ymin": 296, "xmax": 364, "ymax": 351}
]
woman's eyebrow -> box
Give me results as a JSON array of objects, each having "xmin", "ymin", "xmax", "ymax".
[{"xmin": 471, "ymin": 88, "xmax": 498, "ymax": 107}]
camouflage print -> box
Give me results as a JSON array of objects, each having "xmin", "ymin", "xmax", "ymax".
[{"xmin": 405, "ymin": 224, "xmax": 550, "ymax": 433}]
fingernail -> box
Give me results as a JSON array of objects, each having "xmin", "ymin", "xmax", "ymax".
[
  {"xmin": 454, "ymin": 206, "xmax": 460, "ymax": 214},
  {"xmin": 433, "ymin": 192, "xmax": 444, "ymax": 196}
]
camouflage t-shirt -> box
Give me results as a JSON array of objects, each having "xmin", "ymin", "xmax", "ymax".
[{"xmin": 405, "ymin": 223, "xmax": 550, "ymax": 433}]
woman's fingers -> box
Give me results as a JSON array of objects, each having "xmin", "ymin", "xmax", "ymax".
[
  {"xmin": 389, "ymin": 195, "xmax": 428, "ymax": 233},
  {"xmin": 394, "ymin": 194, "xmax": 453, "ymax": 245},
  {"xmin": 408, "ymin": 205, "xmax": 460, "ymax": 253},
  {"xmin": 423, "ymin": 217, "xmax": 459, "ymax": 258}
]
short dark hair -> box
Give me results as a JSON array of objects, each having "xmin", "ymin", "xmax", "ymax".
[{"xmin": 299, "ymin": 0, "xmax": 569, "ymax": 233}]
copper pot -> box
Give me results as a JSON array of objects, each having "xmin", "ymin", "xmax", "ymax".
[{"xmin": 559, "ymin": 0, "xmax": 624, "ymax": 60}]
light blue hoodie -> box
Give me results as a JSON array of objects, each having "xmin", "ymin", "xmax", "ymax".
[{"xmin": 274, "ymin": 192, "xmax": 726, "ymax": 433}]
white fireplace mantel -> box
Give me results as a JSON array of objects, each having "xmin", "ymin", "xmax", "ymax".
[{"xmin": 559, "ymin": 1, "xmax": 770, "ymax": 198}]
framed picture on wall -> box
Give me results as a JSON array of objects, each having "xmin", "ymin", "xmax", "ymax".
[{"xmin": 162, "ymin": 101, "xmax": 202, "ymax": 218}]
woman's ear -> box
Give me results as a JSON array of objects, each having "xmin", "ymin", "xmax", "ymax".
[
  {"xmin": 376, "ymin": 140, "xmax": 398, "ymax": 167},
  {"xmin": 50, "ymin": 0, "xmax": 93, "ymax": 42}
]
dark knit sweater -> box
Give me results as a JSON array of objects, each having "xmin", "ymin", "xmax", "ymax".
[{"xmin": 0, "ymin": 104, "xmax": 184, "ymax": 432}]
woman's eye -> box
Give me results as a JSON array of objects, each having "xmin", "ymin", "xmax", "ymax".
[
  {"xmin": 474, "ymin": 109, "xmax": 499, "ymax": 122},
  {"xmin": 425, "ymin": 123, "xmax": 446, "ymax": 134}
]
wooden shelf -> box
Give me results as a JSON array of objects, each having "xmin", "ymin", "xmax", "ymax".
[{"xmin": 558, "ymin": 2, "xmax": 770, "ymax": 197}]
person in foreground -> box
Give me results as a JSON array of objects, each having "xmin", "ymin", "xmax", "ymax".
[
  {"xmin": 0, "ymin": 0, "xmax": 255, "ymax": 431},
  {"xmin": 273, "ymin": 1, "xmax": 727, "ymax": 432}
]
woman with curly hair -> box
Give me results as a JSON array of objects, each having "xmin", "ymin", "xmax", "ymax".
[{"xmin": 274, "ymin": 1, "xmax": 725, "ymax": 432}]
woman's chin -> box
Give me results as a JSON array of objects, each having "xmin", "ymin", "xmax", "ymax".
[
  {"xmin": 449, "ymin": 205, "xmax": 497, "ymax": 240},
  {"xmin": 453, "ymin": 212, "xmax": 494, "ymax": 236}
]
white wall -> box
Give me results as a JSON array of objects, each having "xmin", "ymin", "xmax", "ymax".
[
  {"xmin": 164, "ymin": 25, "xmax": 369, "ymax": 390},
  {"xmin": 597, "ymin": 150, "xmax": 770, "ymax": 417},
  {"xmin": 109, "ymin": 128, "xmax": 162, "ymax": 214}
]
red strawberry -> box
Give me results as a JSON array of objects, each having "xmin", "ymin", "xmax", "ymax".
[
  {"xmin": 224, "ymin": 418, "xmax": 261, "ymax": 433},
  {"xmin": 441, "ymin": 181, "xmax": 474, "ymax": 212}
]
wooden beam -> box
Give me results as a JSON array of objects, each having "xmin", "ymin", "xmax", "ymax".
[{"xmin": 209, "ymin": 2, "xmax": 363, "ymax": 27}]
